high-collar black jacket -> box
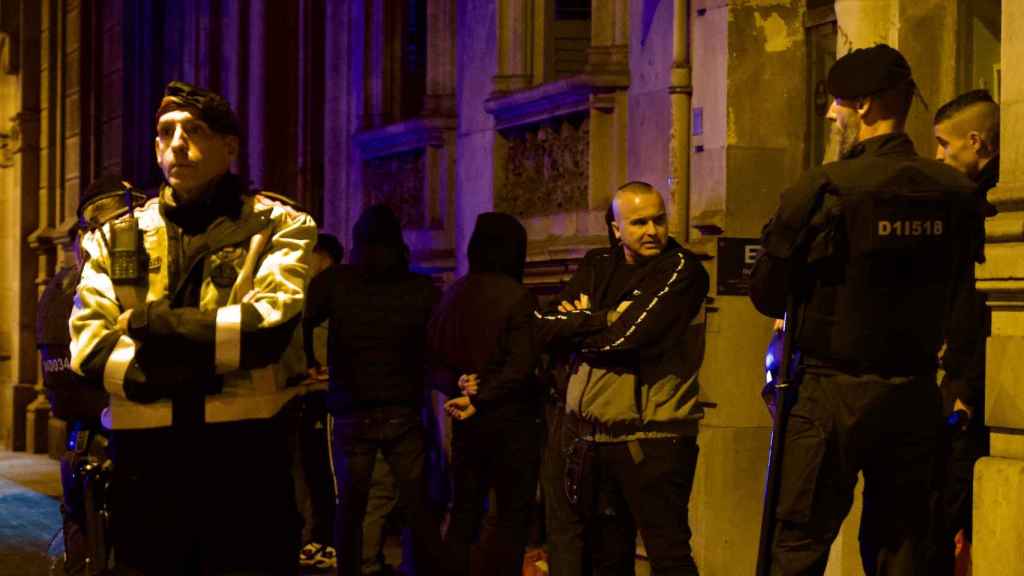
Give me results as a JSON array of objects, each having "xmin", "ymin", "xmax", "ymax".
[
  {"xmin": 427, "ymin": 272, "xmax": 540, "ymax": 421},
  {"xmin": 751, "ymin": 132, "xmax": 983, "ymax": 375},
  {"xmin": 942, "ymin": 155, "xmax": 999, "ymax": 409},
  {"xmin": 304, "ymin": 265, "xmax": 440, "ymax": 415},
  {"xmin": 535, "ymin": 238, "xmax": 710, "ymax": 430}
]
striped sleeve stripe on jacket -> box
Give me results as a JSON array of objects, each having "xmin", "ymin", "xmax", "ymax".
[
  {"xmin": 584, "ymin": 252, "xmax": 687, "ymax": 353},
  {"xmin": 533, "ymin": 309, "xmax": 593, "ymax": 321}
]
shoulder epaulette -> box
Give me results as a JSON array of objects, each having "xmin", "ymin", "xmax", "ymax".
[{"xmin": 254, "ymin": 191, "xmax": 305, "ymax": 212}]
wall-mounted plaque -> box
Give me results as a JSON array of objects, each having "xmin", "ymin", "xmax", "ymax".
[{"xmin": 716, "ymin": 237, "xmax": 762, "ymax": 296}]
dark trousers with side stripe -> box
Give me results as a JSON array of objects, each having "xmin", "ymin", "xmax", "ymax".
[{"xmin": 331, "ymin": 407, "xmax": 442, "ymax": 576}]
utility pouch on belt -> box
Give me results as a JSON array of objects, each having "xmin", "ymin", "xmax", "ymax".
[
  {"xmin": 61, "ymin": 429, "xmax": 113, "ymax": 575},
  {"xmin": 563, "ymin": 433, "xmax": 595, "ymax": 517},
  {"xmin": 80, "ymin": 455, "xmax": 113, "ymax": 575}
]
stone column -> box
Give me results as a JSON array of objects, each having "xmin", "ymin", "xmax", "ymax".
[
  {"xmin": 0, "ymin": 33, "xmax": 24, "ymax": 450},
  {"xmin": 424, "ymin": 0, "xmax": 457, "ymax": 117},
  {"xmin": 455, "ymin": 0, "xmax": 498, "ymax": 275},
  {"xmin": 1, "ymin": 0, "xmax": 40, "ymax": 451},
  {"xmin": 586, "ymin": 0, "xmax": 628, "ymax": 215},
  {"xmin": 246, "ymin": 0, "xmax": 266, "ymax": 186},
  {"xmin": 322, "ymin": 0, "xmax": 364, "ymax": 247},
  {"xmin": 669, "ymin": 0, "xmax": 691, "ymax": 242},
  {"xmin": 366, "ymin": 0, "xmax": 387, "ymax": 127},
  {"xmin": 685, "ymin": 1, "xmax": 806, "ymax": 573},
  {"xmin": 492, "ymin": 0, "xmax": 532, "ymax": 93},
  {"xmin": 972, "ymin": 1, "xmax": 1024, "ymax": 573},
  {"xmin": 530, "ymin": 0, "xmax": 552, "ymax": 86}
]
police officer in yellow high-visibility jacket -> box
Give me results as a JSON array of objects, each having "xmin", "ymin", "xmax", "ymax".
[{"xmin": 70, "ymin": 80, "xmax": 315, "ymax": 575}]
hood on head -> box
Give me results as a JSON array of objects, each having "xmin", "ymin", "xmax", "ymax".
[
  {"xmin": 468, "ymin": 212, "xmax": 527, "ymax": 283},
  {"xmin": 351, "ymin": 204, "xmax": 409, "ymax": 277}
]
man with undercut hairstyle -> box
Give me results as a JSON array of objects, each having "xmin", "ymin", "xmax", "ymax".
[
  {"xmin": 535, "ymin": 181, "xmax": 709, "ymax": 575},
  {"xmin": 934, "ymin": 89, "xmax": 1000, "ymax": 185},
  {"xmin": 69, "ymin": 80, "xmax": 315, "ymax": 574},
  {"xmin": 932, "ymin": 89, "xmax": 999, "ymax": 573}
]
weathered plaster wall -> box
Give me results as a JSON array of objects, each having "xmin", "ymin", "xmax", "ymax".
[
  {"xmin": 690, "ymin": 0, "xmax": 728, "ymax": 223},
  {"xmin": 899, "ymin": 0, "xmax": 959, "ymax": 160},
  {"xmin": 833, "ymin": 0, "xmax": 900, "ymax": 48},
  {"xmin": 685, "ymin": 1, "xmax": 806, "ymax": 573},
  {"xmin": 726, "ymin": 0, "xmax": 806, "ymax": 236},
  {"xmin": 455, "ymin": 0, "xmax": 499, "ymax": 275},
  {"xmin": 628, "ymin": 0, "xmax": 673, "ymax": 196}
]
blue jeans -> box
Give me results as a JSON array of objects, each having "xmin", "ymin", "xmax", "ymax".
[{"xmin": 332, "ymin": 407, "xmax": 441, "ymax": 576}]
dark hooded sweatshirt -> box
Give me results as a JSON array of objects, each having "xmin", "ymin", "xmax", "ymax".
[
  {"xmin": 303, "ymin": 205, "xmax": 440, "ymax": 415},
  {"xmin": 427, "ymin": 213, "xmax": 541, "ymax": 421}
]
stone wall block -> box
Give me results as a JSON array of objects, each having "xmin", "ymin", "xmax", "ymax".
[
  {"xmin": 973, "ymin": 457, "xmax": 1024, "ymax": 574},
  {"xmin": 980, "ymin": 242, "xmax": 1024, "ymax": 280},
  {"xmin": 995, "ymin": 101, "xmax": 1024, "ymax": 184},
  {"xmin": 690, "ymin": 425, "xmax": 771, "ymax": 575},
  {"xmin": 983, "ymin": 334, "xmax": 1024, "ymax": 429},
  {"xmin": 699, "ymin": 298, "xmax": 773, "ymax": 428}
]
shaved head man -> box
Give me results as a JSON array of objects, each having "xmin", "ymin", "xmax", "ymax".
[
  {"xmin": 934, "ymin": 90, "xmax": 999, "ymax": 181},
  {"xmin": 535, "ymin": 179, "xmax": 709, "ymax": 574},
  {"xmin": 611, "ymin": 181, "xmax": 669, "ymax": 264}
]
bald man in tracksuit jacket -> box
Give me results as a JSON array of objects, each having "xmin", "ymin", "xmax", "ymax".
[{"xmin": 536, "ymin": 234, "xmax": 709, "ymax": 575}]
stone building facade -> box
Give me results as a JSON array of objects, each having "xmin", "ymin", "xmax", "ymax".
[{"xmin": 0, "ymin": 0, "xmax": 1017, "ymax": 573}]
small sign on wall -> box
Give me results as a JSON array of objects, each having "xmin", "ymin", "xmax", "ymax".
[{"xmin": 716, "ymin": 237, "xmax": 762, "ymax": 295}]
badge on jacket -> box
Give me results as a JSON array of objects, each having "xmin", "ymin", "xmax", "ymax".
[{"xmin": 209, "ymin": 246, "xmax": 245, "ymax": 288}]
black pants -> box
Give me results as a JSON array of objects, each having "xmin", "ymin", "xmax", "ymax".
[
  {"xmin": 110, "ymin": 415, "xmax": 301, "ymax": 575},
  {"xmin": 588, "ymin": 436, "xmax": 700, "ymax": 576},
  {"xmin": 445, "ymin": 414, "xmax": 542, "ymax": 576},
  {"xmin": 59, "ymin": 424, "xmax": 109, "ymax": 575},
  {"xmin": 930, "ymin": 381, "xmax": 989, "ymax": 576},
  {"xmin": 298, "ymin": 390, "xmax": 335, "ymax": 545},
  {"xmin": 541, "ymin": 401, "xmax": 591, "ymax": 576},
  {"xmin": 331, "ymin": 407, "xmax": 442, "ymax": 576},
  {"xmin": 771, "ymin": 368, "xmax": 943, "ymax": 576}
]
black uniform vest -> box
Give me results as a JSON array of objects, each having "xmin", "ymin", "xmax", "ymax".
[{"xmin": 795, "ymin": 138, "xmax": 979, "ymax": 375}]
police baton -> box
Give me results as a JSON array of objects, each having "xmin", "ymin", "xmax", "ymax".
[{"xmin": 754, "ymin": 297, "xmax": 801, "ymax": 575}]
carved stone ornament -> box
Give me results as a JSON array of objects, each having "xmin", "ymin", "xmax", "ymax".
[
  {"xmin": 0, "ymin": 114, "xmax": 19, "ymax": 168},
  {"xmin": 498, "ymin": 116, "xmax": 589, "ymax": 218},
  {"xmin": 363, "ymin": 150, "xmax": 426, "ymax": 229}
]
